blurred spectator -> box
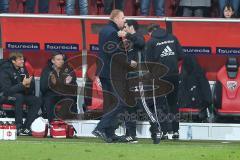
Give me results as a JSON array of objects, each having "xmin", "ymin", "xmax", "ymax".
[
  {"xmin": 223, "ymin": 3, "xmax": 236, "ymax": 18},
  {"xmin": 170, "ymin": 0, "xmax": 181, "ymax": 16},
  {"xmin": 103, "ymin": 0, "xmax": 124, "ymax": 14},
  {"xmin": 0, "ymin": 0, "xmax": 9, "ymax": 13},
  {"xmin": 140, "ymin": 0, "xmax": 165, "ymax": 16},
  {"xmin": 25, "ymin": 0, "xmax": 49, "ymax": 13},
  {"xmin": 219, "ymin": 0, "xmax": 239, "ymax": 17},
  {"xmin": 59, "ymin": 0, "xmax": 66, "ymax": 14},
  {"xmin": 66, "ymin": 0, "xmax": 88, "ymax": 15},
  {"xmin": 180, "ymin": 0, "xmax": 211, "ymax": 17},
  {"xmin": 210, "ymin": 0, "xmax": 219, "ymax": 17},
  {"xmin": 96, "ymin": 0, "xmax": 104, "ymax": 14},
  {"xmin": 132, "ymin": 0, "xmax": 140, "ymax": 16}
]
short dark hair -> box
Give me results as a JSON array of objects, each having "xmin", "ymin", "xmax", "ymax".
[
  {"xmin": 223, "ymin": 3, "xmax": 235, "ymax": 18},
  {"xmin": 224, "ymin": 3, "xmax": 234, "ymax": 11},
  {"xmin": 125, "ymin": 20, "xmax": 139, "ymax": 31},
  {"xmin": 147, "ymin": 23, "xmax": 160, "ymax": 33},
  {"xmin": 51, "ymin": 52, "xmax": 65, "ymax": 60}
]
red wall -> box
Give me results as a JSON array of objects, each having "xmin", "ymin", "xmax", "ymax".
[{"xmin": 1, "ymin": 16, "xmax": 238, "ymax": 80}]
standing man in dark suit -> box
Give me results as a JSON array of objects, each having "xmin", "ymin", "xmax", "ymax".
[
  {"xmin": 92, "ymin": 9, "xmax": 139, "ymax": 142},
  {"xmin": 97, "ymin": 9, "xmax": 129, "ymax": 113}
]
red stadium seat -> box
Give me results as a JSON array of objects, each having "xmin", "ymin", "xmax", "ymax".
[
  {"xmin": 179, "ymin": 108, "xmax": 200, "ymax": 117},
  {"xmin": 34, "ymin": 68, "xmax": 43, "ymax": 77},
  {"xmin": 25, "ymin": 61, "xmax": 35, "ymax": 76},
  {"xmin": 74, "ymin": 69, "xmax": 82, "ymax": 78},
  {"xmin": 1, "ymin": 104, "xmax": 27, "ymax": 111},
  {"xmin": 214, "ymin": 57, "xmax": 240, "ymax": 116},
  {"xmin": 87, "ymin": 78, "xmax": 103, "ymax": 111}
]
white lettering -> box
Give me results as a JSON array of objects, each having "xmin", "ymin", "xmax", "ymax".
[
  {"xmin": 7, "ymin": 43, "xmax": 39, "ymax": 49},
  {"xmin": 218, "ymin": 48, "xmax": 240, "ymax": 54},
  {"xmin": 46, "ymin": 44, "xmax": 78, "ymax": 50},
  {"xmin": 156, "ymin": 40, "xmax": 174, "ymax": 46}
]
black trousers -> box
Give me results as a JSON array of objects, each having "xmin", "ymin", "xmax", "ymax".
[
  {"xmin": 43, "ymin": 94, "xmax": 77, "ymax": 123},
  {"xmin": 97, "ymin": 78, "xmax": 162, "ymax": 137},
  {"xmin": 125, "ymin": 75, "xmax": 180, "ymax": 136},
  {"xmin": 3, "ymin": 93, "xmax": 41, "ymax": 129},
  {"xmin": 99, "ymin": 78, "xmax": 117, "ymax": 113},
  {"xmin": 103, "ymin": 0, "xmax": 124, "ymax": 14},
  {"xmin": 125, "ymin": 98, "xmax": 164, "ymax": 137},
  {"xmin": 26, "ymin": 0, "xmax": 49, "ymax": 13},
  {"xmin": 162, "ymin": 75, "xmax": 180, "ymax": 133},
  {"xmin": 96, "ymin": 78, "xmax": 130, "ymax": 137}
]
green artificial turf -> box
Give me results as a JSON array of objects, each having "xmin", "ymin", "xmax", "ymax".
[{"xmin": 0, "ymin": 137, "xmax": 240, "ymax": 160}]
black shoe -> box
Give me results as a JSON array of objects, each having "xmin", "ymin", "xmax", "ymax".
[
  {"xmin": 20, "ymin": 128, "xmax": 32, "ymax": 136},
  {"xmin": 172, "ymin": 132, "xmax": 179, "ymax": 140},
  {"xmin": 118, "ymin": 135, "xmax": 138, "ymax": 143},
  {"xmin": 92, "ymin": 129, "xmax": 113, "ymax": 143},
  {"xmin": 111, "ymin": 134, "xmax": 121, "ymax": 142},
  {"xmin": 152, "ymin": 132, "xmax": 162, "ymax": 144}
]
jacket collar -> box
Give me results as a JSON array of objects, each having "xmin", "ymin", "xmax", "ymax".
[
  {"xmin": 108, "ymin": 20, "xmax": 120, "ymax": 31},
  {"xmin": 9, "ymin": 61, "xmax": 20, "ymax": 72}
]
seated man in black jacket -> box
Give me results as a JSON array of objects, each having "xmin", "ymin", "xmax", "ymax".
[
  {"xmin": 40, "ymin": 52, "xmax": 78, "ymax": 123},
  {"xmin": 0, "ymin": 52, "xmax": 41, "ymax": 135}
]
